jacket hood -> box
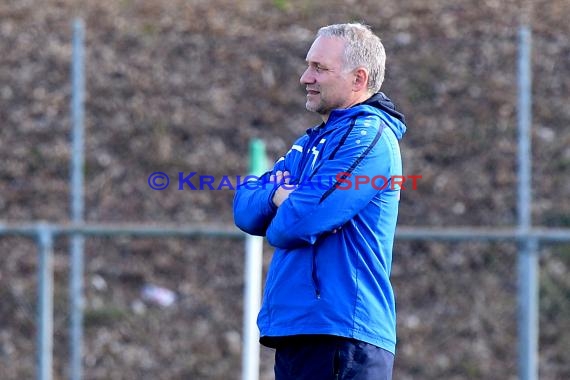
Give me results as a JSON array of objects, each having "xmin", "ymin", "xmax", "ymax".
[{"xmin": 361, "ymin": 92, "xmax": 407, "ymax": 140}]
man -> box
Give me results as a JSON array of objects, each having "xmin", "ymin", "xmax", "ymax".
[{"xmin": 234, "ymin": 23, "xmax": 406, "ymax": 380}]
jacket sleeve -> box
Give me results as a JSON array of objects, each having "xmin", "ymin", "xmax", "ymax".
[
  {"xmin": 233, "ymin": 158, "xmax": 287, "ymax": 236},
  {"xmin": 266, "ymin": 116, "xmax": 395, "ymax": 248}
]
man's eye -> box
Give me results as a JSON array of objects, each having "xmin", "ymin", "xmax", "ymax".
[{"xmin": 315, "ymin": 65, "xmax": 325, "ymax": 72}]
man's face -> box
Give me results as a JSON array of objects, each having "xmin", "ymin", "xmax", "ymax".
[{"xmin": 300, "ymin": 36, "xmax": 355, "ymax": 120}]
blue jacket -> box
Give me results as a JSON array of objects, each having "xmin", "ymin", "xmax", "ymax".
[{"xmin": 233, "ymin": 93, "xmax": 406, "ymax": 354}]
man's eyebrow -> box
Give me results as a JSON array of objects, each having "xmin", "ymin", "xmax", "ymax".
[{"xmin": 307, "ymin": 60, "xmax": 327, "ymax": 67}]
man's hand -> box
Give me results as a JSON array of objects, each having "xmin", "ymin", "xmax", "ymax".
[{"xmin": 271, "ymin": 170, "xmax": 295, "ymax": 207}]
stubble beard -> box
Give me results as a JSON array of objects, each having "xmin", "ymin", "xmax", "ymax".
[{"xmin": 305, "ymin": 96, "xmax": 328, "ymax": 116}]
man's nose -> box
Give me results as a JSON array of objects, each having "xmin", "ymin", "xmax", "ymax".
[{"xmin": 300, "ymin": 68, "xmax": 314, "ymax": 85}]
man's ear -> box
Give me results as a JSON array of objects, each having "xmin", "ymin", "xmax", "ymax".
[{"xmin": 352, "ymin": 67, "xmax": 369, "ymax": 92}]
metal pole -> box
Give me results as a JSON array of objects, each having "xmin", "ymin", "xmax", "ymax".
[
  {"xmin": 37, "ymin": 224, "xmax": 54, "ymax": 380},
  {"xmin": 70, "ymin": 18, "xmax": 86, "ymax": 380},
  {"xmin": 517, "ymin": 25, "xmax": 538, "ymax": 380},
  {"xmin": 2, "ymin": 222, "xmax": 570, "ymax": 242},
  {"xmin": 518, "ymin": 237, "xmax": 539, "ymax": 380},
  {"xmin": 242, "ymin": 139, "xmax": 267, "ymax": 380}
]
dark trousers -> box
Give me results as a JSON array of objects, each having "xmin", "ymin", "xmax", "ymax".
[{"xmin": 274, "ymin": 335, "xmax": 394, "ymax": 380}]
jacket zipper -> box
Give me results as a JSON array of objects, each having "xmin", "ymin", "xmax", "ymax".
[
  {"xmin": 311, "ymin": 246, "xmax": 321, "ymax": 299},
  {"xmin": 298, "ymin": 128, "xmax": 323, "ymax": 179}
]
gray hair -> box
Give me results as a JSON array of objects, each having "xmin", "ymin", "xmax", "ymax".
[{"xmin": 317, "ymin": 23, "xmax": 386, "ymax": 93}]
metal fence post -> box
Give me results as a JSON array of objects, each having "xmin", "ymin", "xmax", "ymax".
[
  {"xmin": 517, "ymin": 25, "xmax": 538, "ymax": 380},
  {"xmin": 37, "ymin": 223, "xmax": 54, "ymax": 380},
  {"xmin": 242, "ymin": 139, "xmax": 267, "ymax": 380},
  {"xmin": 70, "ymin": 17, "xmax": 86, "ymax": 380},
  {"xmin": 518, "ymin": 238, "xmax": 539, "ymax": 380}
]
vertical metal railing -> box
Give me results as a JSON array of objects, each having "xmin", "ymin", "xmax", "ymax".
[
  {"xmin": 241, "ymin": 139, "xmax": 267, "ymax": 380},
  {"xmin": 517, "ymin": 25, "xmax": 538, "ymax": 380},
  {"xmin": 70, "ymin": 18, "xmax": 86, "ymax": 380},
  {"xmin": 37, "ymin": 224, "xmax": 54, "ymax": 380}
]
